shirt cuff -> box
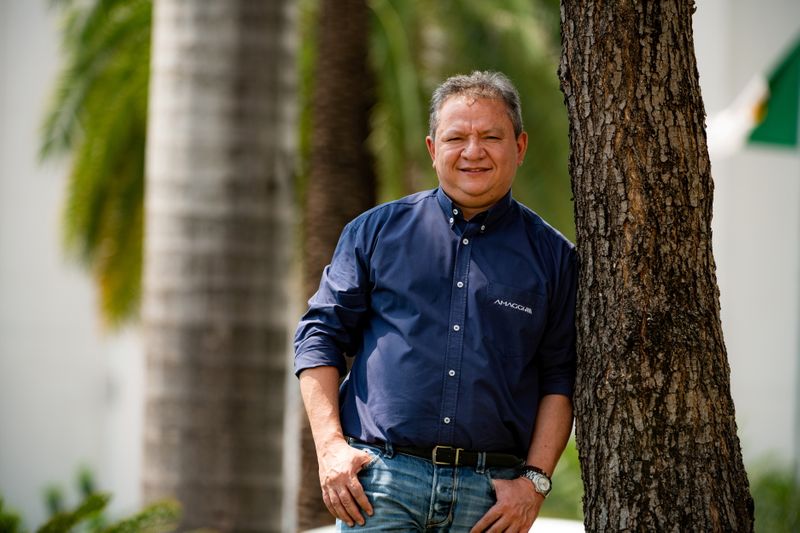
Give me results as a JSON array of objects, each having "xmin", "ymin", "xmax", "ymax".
[{"xmin": 294, "ymin": 349, "xmax": 348, "ymax": 377}]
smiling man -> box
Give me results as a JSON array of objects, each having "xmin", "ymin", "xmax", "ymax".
[{"xmin": 295, "ymin": 71, "xmax": 577, "ymax": 532}]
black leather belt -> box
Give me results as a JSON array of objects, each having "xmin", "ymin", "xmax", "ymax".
[{"xmin": 347, "ymin": 437, "xmax": 523, "ymax": 468}]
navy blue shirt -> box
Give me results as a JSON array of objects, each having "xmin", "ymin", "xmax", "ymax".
[{"xmin": 294, "ymin": 188, "xmax": 576, "ymax": 457}]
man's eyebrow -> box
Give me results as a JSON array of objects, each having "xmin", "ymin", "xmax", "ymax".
[
  {"xmin": 440, "ymin": 128, "xmax": 465, "ymax": 137},
  {"xmin": 440, "ymin": 126, "xmax": 505, "ymax": 137}
]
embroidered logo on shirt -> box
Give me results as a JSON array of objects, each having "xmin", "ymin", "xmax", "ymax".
[{"xmin": 493, "ymin": 299, "xmax": 533, "ymax": 315}]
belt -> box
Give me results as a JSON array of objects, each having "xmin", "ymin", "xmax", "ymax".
[{"xmin": 347, "ymin": 437, "xmax": 524, "ymax": 468}]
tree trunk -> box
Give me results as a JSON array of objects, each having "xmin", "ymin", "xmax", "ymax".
[
  {"xmin": 297, "ymin": 0, "xmax": 377, "ymax": 529},
  {"xmin": 558, "ymin": 2, "xmax": 755, "ymax": 531},
  {"xmin": 142, "ymin": 1, "xmax": 295, "ymax": 531}
]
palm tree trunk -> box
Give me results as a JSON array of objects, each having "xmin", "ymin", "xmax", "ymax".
[
  {"xmin": 559, "ymin": 1, "xmax": 754, "ymax": 530},
  {"xmin": 142, "ymin": 1, "xmax": 296, "ymax": 531},
  {"xmin": 297, "ymin": 0, "xmax": 377, "ymax": 529}
]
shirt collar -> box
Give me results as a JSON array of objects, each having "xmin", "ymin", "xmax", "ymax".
[{"xmin": 436, "ymin": 187, "xmax": 514, "ymax": 233}]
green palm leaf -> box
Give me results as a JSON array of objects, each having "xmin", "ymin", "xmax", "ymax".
[{"xmin": 41, "ymin": 0, "xmax": 151, "ymax": 326}]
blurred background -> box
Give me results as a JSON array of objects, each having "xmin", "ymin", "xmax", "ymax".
[{"xmin": 0, "ymin": 0, "xmax": 798, "ymax": 531}]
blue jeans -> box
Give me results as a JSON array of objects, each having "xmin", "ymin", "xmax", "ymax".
[{"xmin": 337, "ymin": 442, "xmax": 519, "ymax": 532}]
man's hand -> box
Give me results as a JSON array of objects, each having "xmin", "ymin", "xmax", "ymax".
[
  {"xmin": 317, "ymin": 438, "xmax": 375, "ymax": 527},
  {"xmin": 470, "ymin": 477, "xmax": 543, "ymax": 533},
  {"xmin": 299, "ymin": 366, "xmax": 374, "ymax": 526}
]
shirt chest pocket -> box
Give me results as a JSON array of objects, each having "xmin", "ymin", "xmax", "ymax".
[{"xmin": 478, "ymin": 282, "xmax": 548, "ymax": 359}]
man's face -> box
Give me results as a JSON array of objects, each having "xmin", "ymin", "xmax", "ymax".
[{"xmin": 426, "ymin": 96, "xmax": 528, "ymax": 219}]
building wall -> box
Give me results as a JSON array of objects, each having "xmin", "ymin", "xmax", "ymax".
[
  {"xmin": 0, "ymin": 1, "xmax": 143, "ymax": 527},
  {"xmin": 695, "ymin": 0, "xmax": 800, "ymax": 463}
]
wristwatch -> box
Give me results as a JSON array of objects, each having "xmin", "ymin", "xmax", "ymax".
[{"xmin": 517, "ymin": 465, "xmax": 552, "ymax": 497}]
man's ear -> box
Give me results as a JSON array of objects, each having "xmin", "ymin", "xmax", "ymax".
[
  {"xmin": 516, "ymin": 131, "xmax": 529, "ymax": 164},
  {"xmin": 426, "ymin": 136, "xmax": 436, "ymax": 165}
]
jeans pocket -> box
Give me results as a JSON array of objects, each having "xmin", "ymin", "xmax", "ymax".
[
  {"xmin": 483, "ymin": 472, "xmax": 496, "ymax": 496},
  {"xmin": 485, "ymin": 465, "xmax": 520, "ymax": 495},
  {"xmin": 350, "ymin": 442, "xmax": 382, "ymax": 471}
]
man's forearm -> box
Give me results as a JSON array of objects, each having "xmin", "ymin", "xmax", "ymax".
[
  {"xmin": 469, "ymin": 394, "xmax": 572, "ymax": 531},
  {"xmin": 299, "ymin": 365, "xmax": 374, "ymax": 525},
  {"xmin": 525, "ymin": 394, "xmax": 574, "ymax": 475},
  {"xmin": 299, "ymin": 365, "xmax": 347, "ymax": 450}
]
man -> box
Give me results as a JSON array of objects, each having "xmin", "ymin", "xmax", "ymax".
[{"xmin": 295, "ymin": 71, "xmax": 576, "ymax": 532}]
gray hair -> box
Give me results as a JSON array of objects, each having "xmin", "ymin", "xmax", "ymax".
[{"xmin": 428, "ymin": 71, "xmax": 524, "ymax": 139}]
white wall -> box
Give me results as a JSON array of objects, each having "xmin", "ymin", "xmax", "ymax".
[
  {"xmin": 0, "ymin": 1, "xmax": 143, "ymax": 528},
  {"xmin": 695, "ymin": 0, "xmax": 800, "ymax": 464}
]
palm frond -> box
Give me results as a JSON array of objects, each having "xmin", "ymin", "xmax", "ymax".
[{"xmin": 41, "ymin": 0, "xmax": 151, "ymax": 326}]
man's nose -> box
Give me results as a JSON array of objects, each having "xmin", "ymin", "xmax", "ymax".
[{"xmin": 461, "ymin": 137, "xmax": 485, "ymax": 159}]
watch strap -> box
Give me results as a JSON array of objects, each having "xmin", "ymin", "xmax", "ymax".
[{"xmin": 517, "ymin": 465, "xmax": 552, "ymax": 497}]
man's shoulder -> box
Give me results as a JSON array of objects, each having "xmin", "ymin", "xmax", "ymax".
[
  {"xmin": 347, "ymin": 189, "xmax": 437, "ymax": 230},
  {"xmin": 513, "ymin": 199, "xmax": 575, "ymax": 252}
]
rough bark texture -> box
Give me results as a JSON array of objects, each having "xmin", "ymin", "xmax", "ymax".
[
  {"xmin": 297, "ymin": 0, "xmax": 377, "ymax": 529},
  {"xmin": 142, "ymin": 1, "xmax": 295, "ymax": 531},
  {"xmin": 558, "ymin": 1, "xmax": 755, "ymax": 531}
]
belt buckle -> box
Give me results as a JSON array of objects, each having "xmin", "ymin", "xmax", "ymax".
[{"xmin": 432, "ymin": 445, "xmax": 464, "ymax": 466}]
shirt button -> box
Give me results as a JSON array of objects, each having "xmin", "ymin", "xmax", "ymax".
[
  {"xmin": 448, "ymin": 369, "xmax": 456, "ymax": 377},
  {"xmin": 462, "ymin": 238, "xmax": 469, "ymax": 245},
  {"xmin": 449, "ymin": 217, "xmax": 454, "ymax": 224},
  {"xmin": 443, "ymin": 417, "xmax": 451, "ymax": 424},
  {"xmin": 480, "ymin": 225, "xmax": 486, "ymax": 232},
  {"xmin": 453, "ymin": 324, "xmax": 460, "ymax": 332},
  {"xmin": 453, "ymin": 208, "xmax": 458, "ymax": 215},
  {"xmin": 456, "ymin": 281, "xmax": 464, "ymax": 288}
]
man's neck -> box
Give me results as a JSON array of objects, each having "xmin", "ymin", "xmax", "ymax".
[{"xmin": 458, "ymin": 205, "xmax": 490, "ymax": 221}]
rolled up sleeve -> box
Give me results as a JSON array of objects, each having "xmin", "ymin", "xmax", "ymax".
[{"xmin": 294, "ymin": 220, "xmax": 371, "ymax": 377}]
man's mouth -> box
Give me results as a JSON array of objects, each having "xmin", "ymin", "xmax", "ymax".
[{"xmin": 459, "ymin": 167, "xmax": 491, "ymax": 173}]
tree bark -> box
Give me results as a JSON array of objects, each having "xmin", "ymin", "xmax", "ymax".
[
  {"xmin": 142, "ymin": 1, "xmax": 295, "ymax": 531},
  {"xmin": 559, "ymin": 1, "xmax": 755, "ymax": 531},
  {"xmin": 297, "ymin": 0, "xmax": 377, "ymax": 529}
]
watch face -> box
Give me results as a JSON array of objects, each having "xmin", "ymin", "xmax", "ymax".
[
  {"xmin": 520, "ymin": 468, "xmax": 552, "ymax": 496},
  {"xmin": 535, "ymin": 475, "xmax": 551, "ymax": 493}
]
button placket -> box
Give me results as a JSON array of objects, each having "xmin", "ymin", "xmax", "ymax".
[{"xmin": 437, "ymin": 233, "xmax": 471, "ymax": 444}]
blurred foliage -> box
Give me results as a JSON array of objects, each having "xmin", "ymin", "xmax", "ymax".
[
  {"xmin": 541, "ymin": 439, "xmax": 583, "ymax": 521},
  {"xmin": 37, "ymin": 493, "xmax": 110, "ymax": 533},
  {"xmin": 40, "ymin": 0, "xmax": 150, "ymax": 327},
  {"xmin": 749, "ymin": 459, "xmax": 800, "ymax": 533},
  {"xmin": 0, "ymin": 498, "xmax": 24, "ymax": 533},
  {"xmin": 0, "ymin": 469, "xmax": 179, "ymax": 533},
  {"xmin": 43, "ymin": 0, "xmax": 574, "ymax": 326},
  {"xmin": 43, "ymin": 466, "xmax": 106, "ymax": 532}
]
